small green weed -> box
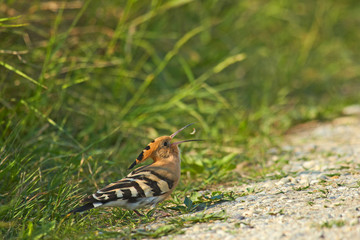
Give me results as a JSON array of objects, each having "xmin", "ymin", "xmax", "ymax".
[
  {"xmin": 319, "ymin": 189, "xmax": 329, "ymax": 198},
  {"xmin": 307, "ymin": 201, "xmax": 315, "ymax": 206},
  {"xmin": 268, "ymin": 209, "xmax": 284, "ymax": 216},
  {"xmin": 294, "ymin": 185, "xmax": 310, "ymax": 191},
  {"xmin": 320, "ymin": 220, "xmax": 346, "ymax": 228},
  {"xmin": 169, "ymin": 191, "xmax": 236, "ymax": 214},
  {"xmin": 325, "ymin": 173, "xmax": 341, "ymax": 177}
]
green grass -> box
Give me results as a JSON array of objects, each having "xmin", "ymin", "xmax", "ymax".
[
  {"xmin": 319, "ymin": 220, "xmax": 346, "ymax": 228},
  {"xmin": 1, "ymin": 0, "xmax": 360, "ymax": 239}
]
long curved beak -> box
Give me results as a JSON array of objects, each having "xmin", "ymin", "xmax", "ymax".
[
  {"xmin": 171, "ymin": 139, "xmax": 203, "ymax": 146},
  {"xmin": 170, "ymin": 123, "xmax": 194, "ymax": 139}
]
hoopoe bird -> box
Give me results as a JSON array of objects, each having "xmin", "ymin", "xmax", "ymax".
[{"xmin": 69, "ymin": 123, "xmax": 200, "ymax": 216}]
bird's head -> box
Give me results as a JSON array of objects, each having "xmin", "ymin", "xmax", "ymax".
[{"xmin": 128, "ymin": 123, "xmax": 201, "ymax": 169}]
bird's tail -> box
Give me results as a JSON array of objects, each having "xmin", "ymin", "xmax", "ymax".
[{"xmin": 68, "ymin": 203, "xmax": 95, "ymax": 214}]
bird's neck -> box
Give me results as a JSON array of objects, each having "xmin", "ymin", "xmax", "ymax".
[
  {"xmin": 149, "ymin": 153, "xmax": 181, "ymax": 182},
  {"xmin": 151, "ymin": 153, "xmax": 180, "ymax": 172}
]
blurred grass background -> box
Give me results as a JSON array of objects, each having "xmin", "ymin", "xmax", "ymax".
[{"xmin": 1, "ymin": 0, "xmax": 360, "ymax": 238}]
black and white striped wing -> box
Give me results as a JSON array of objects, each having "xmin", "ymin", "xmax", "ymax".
[
  {"xmin": 73, "ymin": 169, "xmax": 175, "ymax": 212},
  {"xmin": 127, "ymin": 169, "xmax": 175, "ymax": 197}
]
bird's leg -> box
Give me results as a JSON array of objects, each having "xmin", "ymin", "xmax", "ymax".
[
  {"xmin": 133, "ymin": 210, "xmax": 144, "ymax": 217},
  {"xmin": 151, "ymin": 208, "xmax": 172, "ymax": 218}
]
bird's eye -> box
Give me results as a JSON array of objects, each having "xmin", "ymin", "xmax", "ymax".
[{"xmin": 164, "ymin": 142, "xmax": 168, "ymax": 146}]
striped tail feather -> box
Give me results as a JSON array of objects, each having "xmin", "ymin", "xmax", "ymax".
[{"xmin": 69, "ymin": 202, "xmax": 98, "ymax": 214}]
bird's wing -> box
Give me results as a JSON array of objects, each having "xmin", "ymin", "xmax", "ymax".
[{"xmin": 81, "ymin": 167, "xmax": 175, "ymax": 206}]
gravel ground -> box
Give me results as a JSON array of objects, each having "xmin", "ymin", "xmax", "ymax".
[{"xmin": 154, "ymin": 114, "xmax": 360, "ymax": 240}]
